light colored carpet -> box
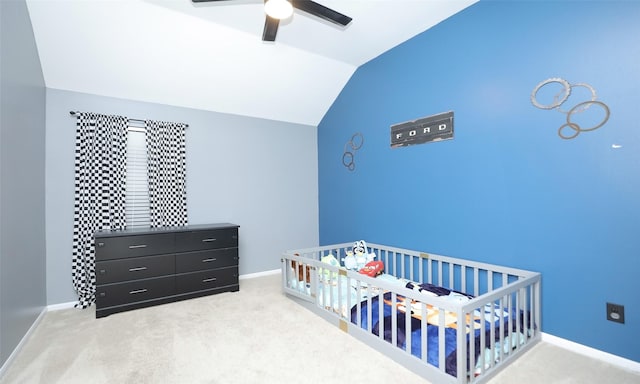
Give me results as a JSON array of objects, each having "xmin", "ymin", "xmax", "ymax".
[{"xmin": 1, "ymin": 274, "xmax": 638, "ymax": 384}]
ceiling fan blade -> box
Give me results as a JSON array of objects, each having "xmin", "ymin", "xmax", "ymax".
[
  {"xmin": 262, "ymin": 16, "xmax": 280, "ymax": 41},
  {"xmin": 291, "ymin": 0, "xmax": 352, "ymax": 26}
]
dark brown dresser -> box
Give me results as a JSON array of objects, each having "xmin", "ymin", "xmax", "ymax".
[{"xmin": 94, "ymin": 223, "xmax": 239, "ymax": 318}]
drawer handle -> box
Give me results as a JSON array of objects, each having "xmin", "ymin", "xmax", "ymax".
[
  {"xmin": 202, "ymin": 277, "xmax": 217, "ymax": 283},
  {"xmin": 129, "ymin": 266, "xmax": 148, "ymax": 272},
  {"xmin": 129, "ymin": 244, "xmax": 148, "ymax": 249},
  {"xmin": 202, "ymin": 258, "xmax": 217, "ymax": 263},
  {"xmin": 129, "ymin": 289, "xmax": 148, "ymax": 295},
  {"xmin": 202, "ymin": 238, "xmax": 217, "ymax": 243}
]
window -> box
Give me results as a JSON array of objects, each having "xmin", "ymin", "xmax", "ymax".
[{"xmin": 125, "ymin": 127, "xmax": 151, "ymax": 228}]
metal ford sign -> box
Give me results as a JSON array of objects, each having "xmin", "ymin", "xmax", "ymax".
[{"xmin": 391, "ymin": 111, "xmax": 454, "ymax": 148}]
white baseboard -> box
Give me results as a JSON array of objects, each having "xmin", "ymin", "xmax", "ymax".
[
  {"xmin": 239, "ymin": 269, "xmax": 281, "ymax": 280},
  {"xmin": 542, "ymin": 333, "xmax": 640, "ymax": 373},
  {"xmin": 47, "ymin": 301, "xmax": 77, "ymax": 311},
  {"xmin": 0, "ymin": 307, "xmax": 47, "ymax": 379}
]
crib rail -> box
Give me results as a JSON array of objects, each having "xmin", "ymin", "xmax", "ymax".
[{"xmin": 281, "ymin": 243, "xmax": 541, "ymax": 384}]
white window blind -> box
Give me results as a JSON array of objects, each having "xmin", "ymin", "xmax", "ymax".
[{"xmin": 125, "ymin": 128, "xmax": 151, "ymax": 228}]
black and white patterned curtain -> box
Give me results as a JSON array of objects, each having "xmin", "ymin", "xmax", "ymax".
[
  {"xmin": 145, "ymin": 120, "xmax": 188, "ymax": 228},
  {"xmin": 72, "ymin": 112, "xmax": 128, "ymax": 308}
]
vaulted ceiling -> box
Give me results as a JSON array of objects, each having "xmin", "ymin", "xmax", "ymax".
[{"xmin": 26, "ymin": 0, "xmax": 477, "ymax": 126}]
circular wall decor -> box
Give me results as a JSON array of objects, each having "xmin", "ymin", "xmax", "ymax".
[
  {"xmin": 556, "ymin": 83, "xmax": 597, "ymax": 114},
  {"xmin": 530, "ymin": 77, "xmax": 571, "ymax": 110},
  {"xmin": 531, "ymin": 77, "xmax": 610, "ymax": 140},
  {"xmin": 342, "ymin": 132, "xmax": 364, "ymax": 171}
]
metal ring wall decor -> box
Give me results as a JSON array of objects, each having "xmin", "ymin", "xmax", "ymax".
[
  {"xmin": 530, "ymin": 77, "xmax": 571, "ymax": 110},
  {"xmin": 557, "ymin": 123, "xmax": 581, "ymax": 140},
  {"xmin": 556, "ymin": 83, "xmax": 597, "ymax": 114},
  {"xmin": 558, "ymin": 100, "xmax": 610, "ymax": 140},
  {"xmin": 566, "ymin": 100, "xmax": 610, "ymax": 132},
  {"xmin": 342, "ymin": 132, "xmax": 364, "ymax": 171},
  {"xmin": 531, "ymin": 77, "xmax": 610, "ymax": 140}
]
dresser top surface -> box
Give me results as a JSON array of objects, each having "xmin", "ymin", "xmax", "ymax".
[{"xmin": 95, "ymin": 223, "xmax": 239, "ymax": 238}]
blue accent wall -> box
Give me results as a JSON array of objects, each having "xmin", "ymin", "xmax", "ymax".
[{"xmin": 318, "ymin": 1, "xmax": 640, "ymax": 362}]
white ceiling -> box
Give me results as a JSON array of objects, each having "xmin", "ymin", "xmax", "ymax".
[{"xmin": 26, "ymin": 0, "xmax": 477, "ymax": 126}]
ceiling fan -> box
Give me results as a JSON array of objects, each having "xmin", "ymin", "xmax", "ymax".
[{"xmin": 192, "ymin": 0, "xmax": 353, "ymax": 42}]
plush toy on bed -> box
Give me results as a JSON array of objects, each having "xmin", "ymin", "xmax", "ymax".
[
  {"xmin": 352, "ymin": 240, "xmax": 367, "ymax": 255},
  {"xmin": 343, "ymin": 250, "xmax": 357, "ymax": 270},
  {"xmin": 343, "ymin": 240, "xmax": 377, "ymax": 270},
  {"xmin": 359, "ymin": 260, "xmax": 384, "ymax": 277},
  {"xmin": 320, "ymin": 253, "xmax": 339, "ymax": 279}
]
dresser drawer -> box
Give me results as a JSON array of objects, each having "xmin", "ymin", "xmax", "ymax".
[
  {"xmin": 175, "ymin": 266, "xmax": 238, "ymax": 294},
  {"xmin": 96, "ymin": 254, "xmax": 175, "ymax": 285},
  {"xmin": 175, "ymin": 248, "xmax": 238, "ymax": 274},
  {"xmin": 95, "ymin": 276, "xmax": 175, "ymax": 309},
  {"xmin": 175, "ymin": 227, "xmax": 238, "ymax": 252},
  {"xmin": 95, "ymin": 233, "xmax": 175, "ymax": 261}
]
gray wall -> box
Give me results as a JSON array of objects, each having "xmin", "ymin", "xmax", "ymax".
[
  {"xmin": 0, "ymin": 0, "xmax": 47, "ymax": 368},
  {"xmin": 46, "ymin": 89, "xmax": 319, "ymax": 304}
]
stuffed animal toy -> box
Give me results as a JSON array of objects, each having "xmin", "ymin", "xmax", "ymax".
[
  {"xmin": 343, "ymin": 250, "xmax": 357, "ymax": 270},
  {"xmin": 359, "ymin": 260, "xmax": 384, "ymax": 277},
  {"xmin": 342, "ymin": 240, "xmax": 378, "ymax": 270},
  {"xmin": 355, "ymin": 252, "xmax": 370, "ymax": 270},
  {"xmin": 352, "ymin": 240, "xmax": 367, "ymax": 255},
  {"xmin": 321, "ymin": 253, "xmax": 339, "ymax": 279}
]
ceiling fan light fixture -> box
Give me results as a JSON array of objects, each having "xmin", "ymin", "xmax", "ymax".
[{"xmin": 264, "ymin": 0, "xmax": 293, "ymax": 20}]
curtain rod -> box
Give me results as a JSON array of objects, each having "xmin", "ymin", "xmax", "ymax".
[{"xmin": 69, "ymin": 111, "xmax": 189, "ymax": 127}]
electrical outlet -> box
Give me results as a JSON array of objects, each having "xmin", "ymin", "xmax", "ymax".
[{"xmin": 606, "ymin": 302, "xmax": 625, "ymax": 324}]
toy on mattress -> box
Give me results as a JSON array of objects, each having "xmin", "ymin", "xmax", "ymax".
[
  {"xmin": 288, "ymin": 240, "xmax": 388, "ymax": 315},
  {"xmin": 289, "ymin": 240, "xmax": 381, "ymax": 283},
  {"xmin": 342, "ymin": 240, "xmax": 378, "ymax": 272}
]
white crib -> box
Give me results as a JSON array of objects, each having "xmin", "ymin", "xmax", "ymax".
[{"xmin": 281, "ymin": 242, "xmax": 541, "ymax": 384}]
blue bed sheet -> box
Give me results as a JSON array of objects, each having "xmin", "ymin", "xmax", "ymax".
[{"xmin": 349, "ymin": 283, "xmax": 531, "ymax": 377}]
